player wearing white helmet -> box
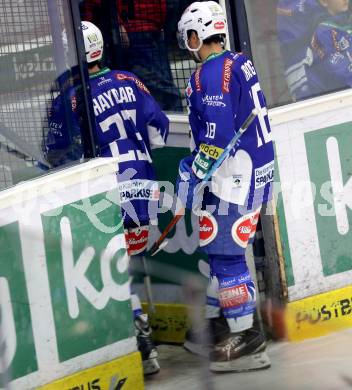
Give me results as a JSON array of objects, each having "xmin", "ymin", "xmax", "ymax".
[
  {"xmin": 177, "ymin": 1, "xmax": 227, "ymax": 62},
  {"xmin": 45, "ymin": 21, "xmax": 169, "ymax": 375},
  {"xmin": 82, "ymin": 20, "xmax": 104, "ymax": 64},
  {"xmin": 176, "ymin": 2, "xmax": 274, "ymax": 372}
]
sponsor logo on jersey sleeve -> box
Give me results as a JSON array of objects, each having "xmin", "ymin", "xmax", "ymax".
[
  {"xmin": 254, "ymin": 160, "xmax": 274, "ymax": 189},
  {"xmin": 124, "ymin": 226, "xmax": 149, "ymax": 255},
  {"xmin": 222, "ymin": 58, "xmax": 233, "ymax": 93},
  {"xmin": 199, "ymin": 211, "xmax": 218, "ymax": 247},
  {"xmin": 116, "ymin": 73, "xmax": 150, "ymax": 94},
  {"xmin": 195, "ymin": 67, "xmax": 202, "ymax": 91},
  {"xmin": 118, "ymin": 180, "xmax": 159, "ymax": 203}
]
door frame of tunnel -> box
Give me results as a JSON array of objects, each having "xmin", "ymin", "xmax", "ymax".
[
  {"xmin": 163, "ymin": 88, "xmax": 352, "ymax": 342},
  {"xmin": 0, "ymin": 157, "xmax": 143, "ymax": 389}
]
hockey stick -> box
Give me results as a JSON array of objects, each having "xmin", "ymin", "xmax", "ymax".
[
  {"xmin": 149, "ymin": 108, "xmax": 259, "ymax": 257},
  {"xmin": 123, "ymin": 114, "xmax": 158, "ymax": 313}
]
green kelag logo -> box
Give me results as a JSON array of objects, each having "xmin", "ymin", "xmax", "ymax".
[
  {"xmin": 42, "ymin": 192, "xmax": 133, "ymax": 362},
  {"xmin": 0, "ymin": 189, "xmax": 134, "ymax": 383},
  {"xmin": 305, "ymin": 122, "xmax": 352, "ymax": 276},
  {"xmin": 0, "ymin": 222, "xmax": 37, "ymax": 382}
]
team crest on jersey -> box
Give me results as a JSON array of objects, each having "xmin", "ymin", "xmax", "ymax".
[
  {"xmin": 199, "ymin": 211, "xmax": 218, "ymax": 247},
  {"xmin": 231, "ymin": 208, "xmax": 260, "ymax": 248},
  {"xmin": 124, "ymin": 226, "xmax": 149, "ymax": 255},
  {"xmin": 222, "ymin": 58, "xmax": 233, "ymax": 93},
  {"xmin": 116, "ymin": 73, "xmax": 150, "ymax": 94}
]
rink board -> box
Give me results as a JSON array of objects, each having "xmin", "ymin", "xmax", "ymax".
[
  {"xmin": 0, "ymin": 158, "xmax": 142, "ymax": 389},
  {"xmin": 271, "ymin": 90, "xmax": 352, "ymax": 301},
  {"xmin": 39, "ymin": 352, "xmax": 143, "ymax": 390},
  {"xmin": 286, "ymin": 285, "xmax": 352, "ymax": 342}
]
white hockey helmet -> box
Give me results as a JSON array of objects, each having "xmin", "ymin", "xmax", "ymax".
[
  {"xmin": 81, "ymin": 21, "xmax": 104, "ymax": 63},
  {"xmin": 177, "ymin": 1, "xmax": 227, "ymax": 52}
]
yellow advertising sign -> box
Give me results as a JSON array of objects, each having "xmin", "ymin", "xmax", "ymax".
[
  {"xmin": 286, "ymin": 285, "xmax": 352, "ymax": 342},
  {"xmin": 143, "ymin": 303, "xmax": 189, "ymax": 344},
  {"xmin": 39, "ymin": 352, "xmax": 143, "ymax": 390}
]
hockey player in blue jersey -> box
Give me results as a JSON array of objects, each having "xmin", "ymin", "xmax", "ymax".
[
  {"xmin": 45, "ymin": 21, "xmax": 169, "ymax": 375},
  {"xmin": 176, "ymin": 2, "xmax": 274, "ymax": 372},
  {"xmin": 306, "ymin": 0, "xmax": 352, "ymax": 95},
  {"xmin": 276, "ymin": 0, "xmax": 326, "ymax": 100}
]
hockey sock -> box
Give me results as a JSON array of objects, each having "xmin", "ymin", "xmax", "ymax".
[{"xmin": 210, "ymin": 255, "xmax": 256, "ymax": 333}]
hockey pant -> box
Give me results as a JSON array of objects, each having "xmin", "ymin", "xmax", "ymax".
[{"xmin": 200, "ymin": 203, "xmax": 261, "ymax": 333}]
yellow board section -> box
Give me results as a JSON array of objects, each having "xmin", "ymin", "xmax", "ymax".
[
  {"xmin": 39, "ymin": 351, "xmax": 143, "ymax": 390},
  {"xmin": 286, "ymin": 285, "xmax": 352, "ymax": 342},
  {"xmin": 142, "ymin": 303, "xmax": 189, "ymax": 344}
]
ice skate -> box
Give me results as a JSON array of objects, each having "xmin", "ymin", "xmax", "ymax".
[
  {"xmin": 184, "ymin": 316, "xmax": 230, "ymax": 357},
  {"xmin": 135, "ymin": 313, "xmax": 160, "ymax": 375},
  {"xmin": 209, "ymin": 328, "xmax": 271, "ymax": 372}
]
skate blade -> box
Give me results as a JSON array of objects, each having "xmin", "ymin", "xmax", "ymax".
[
  {"xmin": 183, "ymin": 340, "xmax": 210, "ymax": 358},
  {"xmin": 209, "ymin": 351, "xmax": 271, "ymax": 373},
  {"xmin": 143, "ymin": 357, "xmax": 160, "ymax": 375}
]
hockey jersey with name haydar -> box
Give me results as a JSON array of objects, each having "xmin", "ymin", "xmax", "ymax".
[{"xmin": 45, "ymin": 68, "xmax": 169, "ymax": 227}]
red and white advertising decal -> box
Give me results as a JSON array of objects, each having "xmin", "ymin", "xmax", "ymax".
[
  {"xmin": 231, "ymin": 208, "xmax": 260, "ymax": 248},
  {"xmin": 199, "ymin": 212, "xmax": 218, "ymax": 247},
  {"xmin": 219, "ymin": 284, "xmax": 249, "ymax": 308},
  {"xmin": 124, "ymin": 226, "xmax": 149, "ymax": 255},
  {"xmin": 214, "ymin": 21, "xmax": 225, "ymax": 30}
]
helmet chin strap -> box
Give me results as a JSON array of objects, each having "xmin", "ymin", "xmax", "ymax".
[{"xmin": 186, "ymin": 39, "xmax": 203, "ymax": 63}]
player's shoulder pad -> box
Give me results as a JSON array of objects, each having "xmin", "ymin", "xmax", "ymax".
[{"xmin": 113, "ymin": 70, "xmax": 150, "ymax": 94}]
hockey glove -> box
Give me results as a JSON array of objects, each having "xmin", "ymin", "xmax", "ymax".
[
  {"xmin": 175, "ymin": 155, "xmax": 201, "ymax": 210},
  {"xmin": 192, "ymin": 143, "xmax": 222, "ymax": 180}
]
